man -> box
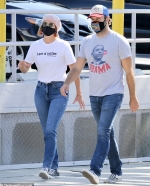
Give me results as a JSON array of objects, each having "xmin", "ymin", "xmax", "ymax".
[{"xmin": 60, "ymin": 4, "xmax": 139, "ymax": 184}]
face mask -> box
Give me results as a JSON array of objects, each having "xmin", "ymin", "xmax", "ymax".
[
  {"xmin": 91, "ymin": 19, "xmax": 106, "ymax": 33},
  {"xmin": 41, "ymin": 26, "xmax": 56, "ymax": 36}
]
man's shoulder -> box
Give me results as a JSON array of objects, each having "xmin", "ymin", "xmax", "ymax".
[
  {"xmin": 82, "ymin": 34, "xmax": 95, "ymax": 44},
  {"xmin": 85, "ymin": 34, "xmax": 95, "ymax": 40},
  {"xmin": 110, "ymin": 30, "xmax": 128, "ymax": 41}
]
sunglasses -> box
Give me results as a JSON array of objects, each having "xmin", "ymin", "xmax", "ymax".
[{"xmin": 42, "ymin": 22, "xmax": 55, "ymax": 28}]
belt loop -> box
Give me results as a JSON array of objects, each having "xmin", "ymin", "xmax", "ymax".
[{"xmin": 38, "ymin": 81, "xmax": 41, "ymax": 85}]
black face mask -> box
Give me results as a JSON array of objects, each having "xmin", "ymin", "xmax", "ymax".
[
  {"xmin": 41, "ymin": 26, "xmax": 56, "ymax": 36},
  {"xmin": 91, "ymin": 19, "xmax": 106, "ymax": 33}
]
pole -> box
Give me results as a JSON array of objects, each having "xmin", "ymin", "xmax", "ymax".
[
  {"xmin": 112, "ymin": 0, "xmax": 125, "ymax": 35},
  {"xmin": 0, "ymin": 0, "xmax": 6, "ymax": 82}
]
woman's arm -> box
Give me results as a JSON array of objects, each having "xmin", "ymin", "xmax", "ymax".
[
  {"xmin": 67, "ymin": 60, "xmax": 86, "ymax": 109},
  {"xmin": 18, "ymin": 60, "xmax": 31, "ymax": 73}
]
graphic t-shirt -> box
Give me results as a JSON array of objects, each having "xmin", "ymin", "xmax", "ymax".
[
  {"xmin": 79, "ymin": 30, "xmax": 132, "ymax": 96},
  {"xmin": 25, "ymin": 38, "xmax": 76, "ymax": 83}
]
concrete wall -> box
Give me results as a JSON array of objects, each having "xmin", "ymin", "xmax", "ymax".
[
  {"xmin": 0, "ymin": 74, "xmax": 150, "ymax": 165},
  {"xmin": 1, "ymin": 110, "xmax": 150, "ymax": 165}
]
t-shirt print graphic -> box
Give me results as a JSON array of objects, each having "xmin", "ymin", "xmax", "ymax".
[
  {"xmin": 37, "ymin": 52, "xmax": 57, "ymax": 57},
  {"xmin": 90, "ymin": 45, "xmax": 111, "ymax": 74}
]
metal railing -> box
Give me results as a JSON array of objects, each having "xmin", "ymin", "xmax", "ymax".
[{"xmin": 0, "ymin": 9, "xmax": 150, "ymax": 82}]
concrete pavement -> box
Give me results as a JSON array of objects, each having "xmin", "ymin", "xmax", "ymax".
[{"xmin": 0, "ymin": 162, "xmax": 150, "ymax": 186}]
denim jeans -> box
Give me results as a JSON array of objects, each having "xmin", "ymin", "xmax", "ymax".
[
  {"xmin": 34, "ymin": 81, "xmax": 69, "ymax": 169},
  {"xmin": 90, "ymin": 94, "xmax": 124, "ymax": 176}
]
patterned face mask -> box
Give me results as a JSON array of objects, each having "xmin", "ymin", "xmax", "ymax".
[{"xmin": 91, "ymin": 19, "xmax": 106, "ymax": 33}]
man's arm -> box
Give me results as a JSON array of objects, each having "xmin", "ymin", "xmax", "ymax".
[
  {"xmin": 60, "ymin": 57, "xmax": 86, "ymax": 96},
  {"xmin": 66, "ymin": 57, "xmax": 86, "ymax": 85},
  {"xmin": 121, "ymin": 57, "xmax": 139, "ymax": 112}
]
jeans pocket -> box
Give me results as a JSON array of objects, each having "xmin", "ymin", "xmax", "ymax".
[
  {"xmin": 37, "ymin": 81, "xmax": 41, "ymax": 88},
  {"xmin": 117, "ymin": 94, "xmax": 124, "ymax": 109},
  {"xmin": 51, "ymin": 82, "xmax": 64, "ymax": 89},
  {"xmin": 102, "ymin": 94, "xmax": 123, "ymax": 110}
]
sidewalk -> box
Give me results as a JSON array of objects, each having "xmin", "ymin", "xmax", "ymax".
[{"xmin": 0, "ymin": 162, "xmax": 150, "ymax": 186}]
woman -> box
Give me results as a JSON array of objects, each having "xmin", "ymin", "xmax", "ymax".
[{"xmin": 18, "ymin": 14, "xmax": 85, "ymax": 179}]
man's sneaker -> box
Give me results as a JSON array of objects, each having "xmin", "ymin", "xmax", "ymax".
[
  {"xmin": 39, "ymin": 168, "xmax": 54, "ymax": 179},
  {"xmin": 104, "ymin": 174, "xmax": 122, "ymax": 183},
  {"xmin": 49, "ymin": 169, "xmax": 60, "ymax": 176},
  {"xmin": 82, "ymin": 169, "xmax": 99, "ymax": 184}
]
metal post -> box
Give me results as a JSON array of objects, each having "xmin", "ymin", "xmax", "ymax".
[
  {"xmin": 75, "ymin": 14, "xmax": 79, "ymax": 58},
  {"xmin": 0, "ymin": 0, "xmax": 6, "ymax": 82},
  {"xmin": 11, "ymin": 13, "xmax": 17, "ymax": 82},
  {"xmin": 112, "ymin": 0, "xmax": 124, "ymax": 35},
  {"xmin": 131, "ymin": 13, "xmax": 136, "ymax": 72},
  {"xmin": 0, "ymin": 115, "xmax": 1, "ymax": 165}
]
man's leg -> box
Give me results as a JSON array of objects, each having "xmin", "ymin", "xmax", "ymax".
[
  {"xmin": 103, "ymin": 127, "xmax": 122, "ymax": 183},
  {"xmin": 82, "ymin": 96, "xmax": 101, "ymax": 184},
  {"xmin": 108, "ymin": 127, "xmax": 122, "ymax": 175},
  {"xmin": 90, "ymin": 94, "xmax": 123, "ymax": 175}
]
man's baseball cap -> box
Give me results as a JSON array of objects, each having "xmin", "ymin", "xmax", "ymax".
[
  {"xmin": 42, "ymin": 14, "xmax": 62, "ymax": 32},
  {"xmin": 88, "ymin": 5, "xmax": 109, "ymax": 18}
]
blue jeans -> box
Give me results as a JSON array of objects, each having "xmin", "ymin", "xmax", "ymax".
[
  {"xmin": 34, "ymin": 81, "xmax": 69, "ymax": 169},
  {"xmin": 90, "ymin": 94, "xmax": 124, "ymax": 176}
]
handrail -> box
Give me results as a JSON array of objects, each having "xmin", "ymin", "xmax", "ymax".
[
  {"xmin": 0, "ymin": 9, "xmax": 150, "ymax": 14},
  {"xmin": 0, "ymin": 8, "xmax": 150, "ymax": 82},
  {"xmin": 1, "ymin": 38, "xmax": 150, "ymax": 47}
]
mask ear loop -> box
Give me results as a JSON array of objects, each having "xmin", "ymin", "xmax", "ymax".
[
  {"xmin": 54, "ymin": 26, "xmax": 57, "ymax": 37},
  {"xmin": 37, "ymin": 25, "xmax": 43, "ymax": 37},
  {"xmin": 100, "ymin": 16, "xmax": 107, "ymax": 31}
]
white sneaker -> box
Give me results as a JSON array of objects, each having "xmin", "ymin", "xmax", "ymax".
[
  {"xmin": 104, "ymin": 174, "xmax": 122, "ymax": 183},
  {"xmin": 39, "ymin": 168, "xmax": 54, "ymax": 179},
  {"xmin": 49, "ymin": 169, "xmax": 60, "ymax": 176},
  {"xmin": 82, "ymin": 169, "xmax": 99, "ymax": 184}
]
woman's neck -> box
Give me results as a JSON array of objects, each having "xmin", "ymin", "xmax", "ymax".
[{"xmin": 43, "ymin": 35, "xmax": 57, "ymax": 44}]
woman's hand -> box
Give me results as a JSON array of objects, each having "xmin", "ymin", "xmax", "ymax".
[
  {"xmin": 73, "ymin": 95, "xmax": 85, "ymax": 110},
  {"xmin": 18, "ymin": 60, "xmax": 31, "ymax": 73}
]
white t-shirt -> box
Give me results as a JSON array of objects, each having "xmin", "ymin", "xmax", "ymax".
[
  {"xmin": 25, "ymin": 38, "xmax": 76, "ymax": 83},
  {"xmin": 79, "ymin": 30, "xmax": 132, "ymax": 96}
]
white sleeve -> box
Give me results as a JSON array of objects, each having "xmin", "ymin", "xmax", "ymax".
[
  {"xmin": 64, "ymin": 42, "xmax": 76, "ymax": 65},
  {"xmin": 25, "ymin": 42, "xmax": 35, "ymax": 64}
]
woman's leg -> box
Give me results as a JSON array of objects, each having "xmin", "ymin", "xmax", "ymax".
[{"xmin": 43, "ymin": 94, "xmax": 68, "ymax": 168}]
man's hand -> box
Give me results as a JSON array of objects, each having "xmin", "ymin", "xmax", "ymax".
[
  {"xmin": 60, "ymin": 83, "xmax": 69, "ymax": 97},
  {"xmin": 129, "ymin": 97, "xmax": 139, "ymax": 112},
  {"xmin": 60, "ymin": 84, "xmax": 85, "ymax": 109}
]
